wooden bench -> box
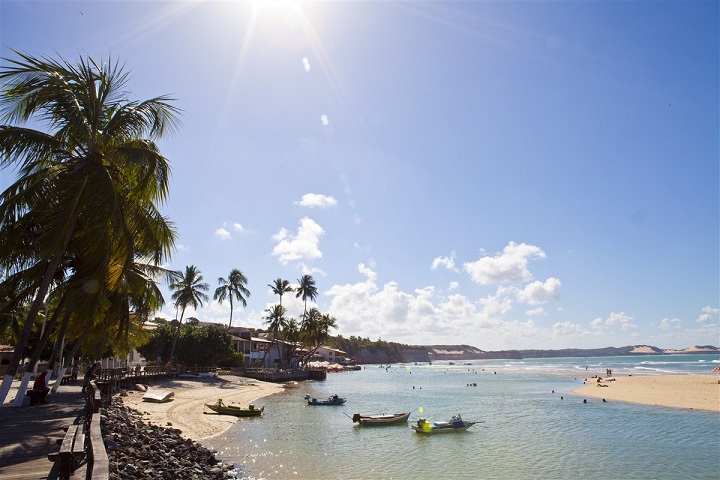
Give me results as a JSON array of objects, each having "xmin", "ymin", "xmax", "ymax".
[{"xmin": 47, "ymin": 423, "xmax": 86, "ymax": 479}]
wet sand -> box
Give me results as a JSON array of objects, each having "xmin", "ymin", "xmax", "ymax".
[
  {"xmin": 572, "ymin": 374, "xmax": 719, "ymax": 413},
  {"xmin": 120, "ymin": 375, "xmax": 284, "ymax": 439}
]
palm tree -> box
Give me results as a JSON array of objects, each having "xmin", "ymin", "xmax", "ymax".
[
  {"xmin": 268, "ymin": 278, "xmax": 293, "ymax": 307},
  {"xmin": 168, "ymin": 265, "xmax": 209, "ymax": 363},
  {"xmin": 262, "ymin": 304, "xmax": 288, "ymax": 369},
  {"xmin": 0, "ymin": 51, "xmax": 179, "ymax": 404},
  {"xmin": 214, "ymin": 269, "xmax": 250, "ymax": 331},
  {"xmin": 295, "ymin": 274, "xmax": 318, "ymax": 323}
]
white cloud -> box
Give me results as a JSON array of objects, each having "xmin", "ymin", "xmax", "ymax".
[
  {"xmin": 447, "ymin": 281, "xmax": 459, "ymax": 291},
  {"xmin": 526, "ymin": 307, "xmax": 547, "ymax": 316},
  {"xmin": 214, "ymin": 227, "xmax": 231, "ymax": 240},
  {"xmin": 659, "ymin": 318, "xmax": 682, "ymax": 330},
  {"xmin": 214, "ymin": 222, "xmax": 249, "ymax": 240},
  {"xmin": 271, "ymin": 217, "xmax": 325, "ymax": 265},
  {"xmin": 590, "ymin": 311, "xmax": 636, "ymax": 331},
  {"xmin": 552, "ymin": 321, "xmax": 584, "ymax": 335},
  {"xmin": 517, "ymin": 277, "xmax": 561, "ymax": 305},
  {"xmin": 295, "ymin": 193, "xmax": 338, "ymax": 208},
  {"xmin": 463, "ymin": 242, "xmax": 546, "ymax": 285},
  {"xmin": 431, "ymin": 251, "xmax": 459, "ymax": 272},
  {"xmin": 697, "ymin": 306, "xmax": 719, "ymax": 323}
]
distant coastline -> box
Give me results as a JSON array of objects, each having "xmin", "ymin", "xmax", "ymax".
[{"xmin": 344, "ymin": 343, "xmax": 719, "ymax": 364}]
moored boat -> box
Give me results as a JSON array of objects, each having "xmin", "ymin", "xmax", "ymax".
[
  {"xmin": 351, "ymin": 412, "xmax": 410, "ymax": 425},
  {"xmin": 306, "ymin": 394, "xmax": 346, "ymax": 406},
  {"xmin": 411, "ymin": 414, "xmax": 477, "ymax": 434},
  {"xmin": 204, "ymin": 399, "xmax": 264, "ymax": 417}
]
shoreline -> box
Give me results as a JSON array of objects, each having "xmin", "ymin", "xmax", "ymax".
[
  {"xmin": 572, "ymin": 374, "xmax": 719, "ymax": 413},
  {"xmin": 119, "ymin": 374, "xmax": 284, "ymax": 440}
]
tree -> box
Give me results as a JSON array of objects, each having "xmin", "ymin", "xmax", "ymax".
[
  {"xmin": 268, "ymin": 278, "xmax": 293, "ymax": 307},
  {"xmin": 0, "ymin": 51, "xmax": 179, "ymax": 405},
  {"xmin": 214, "ymin": 269, "xmax": 250, "ymax": 331},
  {"xmin": 262, "ymin": 304, "xmax": 288, "ymax": 369},
  {"xmin": 168, "ymin": 266, "xmax": 208, "ymax": 363},
  {"xmin": 295, "ymin": 274, "xmax": 318, "ymax": 323}
]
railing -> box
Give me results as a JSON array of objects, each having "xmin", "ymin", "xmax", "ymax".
[{"xmin": 84, "ymin": 383, "xmax": 108, "ymax": 480}]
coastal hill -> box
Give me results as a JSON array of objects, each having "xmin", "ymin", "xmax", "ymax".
[{"xmin": 333, "ymin": 340, "xmax": 720, "ymax": 364}]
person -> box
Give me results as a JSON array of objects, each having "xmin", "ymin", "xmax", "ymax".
[
  {"xmin": 82, "ymin": 362, "xmax": 100, "ymax": 392},
  {"xmin": 29, "ymin": 370, "xmax": 50, "ymax": 405},
  {"xmin": 71, "ymin": 364, "xmax": 79, "ymax": 383}
]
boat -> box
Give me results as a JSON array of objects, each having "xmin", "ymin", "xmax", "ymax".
[
  {"xmin": 351, "ymin": 412, "xmax": 410, "ymax": 425},
  {"xmin": 305, "ymin": 394, "xmax": 346, "ymax": 406},
  {"xmin": 411, "ymin": 414, "xmax": 477, "ymax": 434},
  {"xmin": 204, "ymin": 399, "xmax": 264, "ymax": 417},
  {"xmin": 142, "ymin": 389, "xmax": 174, "ymax": 403}
]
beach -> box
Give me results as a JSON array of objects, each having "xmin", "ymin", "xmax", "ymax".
[
  {"xmin": 120, "ymin": 375, "xmax": 283, "ymax": 440},
  {"xmin": 572, "ymin": 374, "xmax": 720, "ymax": 412}
]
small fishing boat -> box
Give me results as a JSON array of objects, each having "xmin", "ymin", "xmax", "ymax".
[
  {"xmin": 351, "ymin": 412, "xmax": 410, "ymax": 425},
  {"xmin": 204, "ymin": 399, "xmax": 263, "ymax": 417},
  {"xmin": 142, "ymin": 389, "xmax": 174, "ymax": 403},
  {"xmin": 411, "ymin": 414, "xmax": 477, "ymax": 434},
  {"xmin": 306, "ymin": 394, "xmax": 346, "ymax": 406}
]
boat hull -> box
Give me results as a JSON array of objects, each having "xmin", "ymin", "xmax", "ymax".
[
  {"xmin": 352, "ymin": 413, "xmax": 410, "ymax": 425},
  {"xmin": 205, "ymin": 401, "xmax": 263, "ymax": 417},
  {"xmin": 307, "ymin": 398, "xmax": 346, "ymax": 406}
]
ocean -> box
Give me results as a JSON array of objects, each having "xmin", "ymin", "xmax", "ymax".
[{"xmin": 202, "ymin": 355, "xmax": 720, "ymax": 480}]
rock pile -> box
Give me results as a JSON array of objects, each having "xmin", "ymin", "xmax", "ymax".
[{"xmin": 102, "ymin": 399, "xmax": 236, "ymax": 479}]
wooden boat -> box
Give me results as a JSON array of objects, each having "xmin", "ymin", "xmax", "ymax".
[
  {"xmin": 204, "ymin": 399, "xmax": 263, "ymax": 417},
  {"xmin": 351, "ymin": 412, "xmax": 410, "ymax": 425},
  {"xmin": 306, "ymin": 394, "xmax": 346, "ymax": 406},
  {"xmin": 411, "ymin": 414, "xmax": 477, "ymax": 434},
  {"xmin": 142, "ymin": 389, "xmax": 174, "ymax": 403}
]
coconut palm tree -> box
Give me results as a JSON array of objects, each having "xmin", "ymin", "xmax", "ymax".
[
  {"xmin": 268, "ymin": 278, "xmax": 293, "ymax": 307},
  {"xmin": 295, "ymin": 274, "xmax": 318, "ymax": 323},
  {"xmin": 0, "ymin": 51, "xmax": 179, "ymax": 404},
  {"xmin": 168, "ymin": 265, "xmax": 209, "ymax": 363},
  {"xmin": 214, "ymin": 269, "xmax": 250, "ymax": 331},
  {"xmin": 262, "ymin": 304, "xmax": 288, "ymax": 369}
]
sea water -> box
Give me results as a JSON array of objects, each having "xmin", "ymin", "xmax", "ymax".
[{"xmin": 203, "ymin": 355, "xmax": 720, "ymax": 479}]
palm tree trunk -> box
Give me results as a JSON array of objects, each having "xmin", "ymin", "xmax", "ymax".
[
  {"xmin": 0, "ymin": 180, "xmax": 83, "ymax": 407},
  {"xmin": 168, "ymin": 305, "xmax": 186, "ymax": 364}
]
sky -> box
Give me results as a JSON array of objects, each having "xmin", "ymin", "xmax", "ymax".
[{"xmin": 1, "ymin": 0, "xmax": 718, "ymax": 351}]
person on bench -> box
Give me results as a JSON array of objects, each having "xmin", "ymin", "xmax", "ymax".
[{"xmin": 29, "ymin": 370, "xmax": 50, "ymax": 406}]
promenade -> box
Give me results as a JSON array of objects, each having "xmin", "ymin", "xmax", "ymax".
[{"xmin": 0, "ymin": 379, "xmax": 87, "ymax": 479}]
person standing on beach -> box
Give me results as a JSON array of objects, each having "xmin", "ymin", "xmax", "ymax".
[{"xmin": 82, "ymin": 362, "xmax": 101, "ymax": 392}]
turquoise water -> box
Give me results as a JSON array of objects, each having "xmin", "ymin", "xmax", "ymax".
[{"xmin": 203, "ymin": 355, "xmax": 720, "ymax": 479}]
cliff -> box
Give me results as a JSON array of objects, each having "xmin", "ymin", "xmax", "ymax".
[{"xmin": 349, "ymin": 344, "xmax": 719, "ymax": 364}]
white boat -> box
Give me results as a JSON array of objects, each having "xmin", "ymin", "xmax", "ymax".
[{"xmin": 411, "ymin": 414, "xmax": 477, "ymax": 434}]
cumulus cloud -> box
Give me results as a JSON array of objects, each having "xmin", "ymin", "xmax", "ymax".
[
  {"xmin": 659, "ymin": 318, "xmax": 682, "ymax": 330},
  {"xmin": 431, "ymin": 251, "xmax": 459, "ymax": 272},
  {"xmin": 271, "ymin": 217, "xmax": 325, "ymax": 265},
  {"xmin": 463, "ymin": 242, "xmax": 546, "ymax": 285},
  {"xmin": 214, "ymin": 227, "xmax": 231, "ymax": 240},
  {"xmin": 295, "ymin": 193, "xmax": 338, "ymax": 208},
  {"xmin": 526, "ymin": 307, "xmax": 547, "ymax": 316},
  {"xmin": 697, "ymin": 306, "xmax": 719, "ymax": 323},
  {"xmin": 591, "ymin": 311, "xmax": 636, "ymax": 331},
  {"xmin": 214, "ymin": 222, "xmax": 249, "ymax": 240},
  {"xmin": 517, "ymin": 277, "xmax": 561, "ymax": 305}
]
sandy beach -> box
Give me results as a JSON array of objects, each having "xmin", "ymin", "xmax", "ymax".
[
  {"xmin": 119, "ymin": 375, "xmax": 284, "ymax": 440},
  {"xmin": 573, "ymin": 374, "xmax": 719, "ymax": 413}
]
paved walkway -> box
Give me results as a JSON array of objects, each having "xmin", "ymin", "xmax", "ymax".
[{"xmin": 0, "ymin": 379, "xmax": 88, "ymax": 479}]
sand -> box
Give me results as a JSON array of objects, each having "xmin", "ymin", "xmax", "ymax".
[
  {"xmin": 119, "ymin": 375, "xmax": 284, "ymax": 440},
  {"xmin": 573, "ymin": 374, "xmax": 720, "ymax": 413}
]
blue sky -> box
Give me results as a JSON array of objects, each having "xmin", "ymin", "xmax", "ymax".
[{"xmin": 1, "ymin": 1, "xmax": 718, "ymax": 350}]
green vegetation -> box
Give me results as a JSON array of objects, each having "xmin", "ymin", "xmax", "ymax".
[
  {"xmin": 137, "ymin": 323, "xmax": 235, "ymax": 367},
  {"xmin": 0, "ymin": 51, "xmax": 180, "ymax": 404}
]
